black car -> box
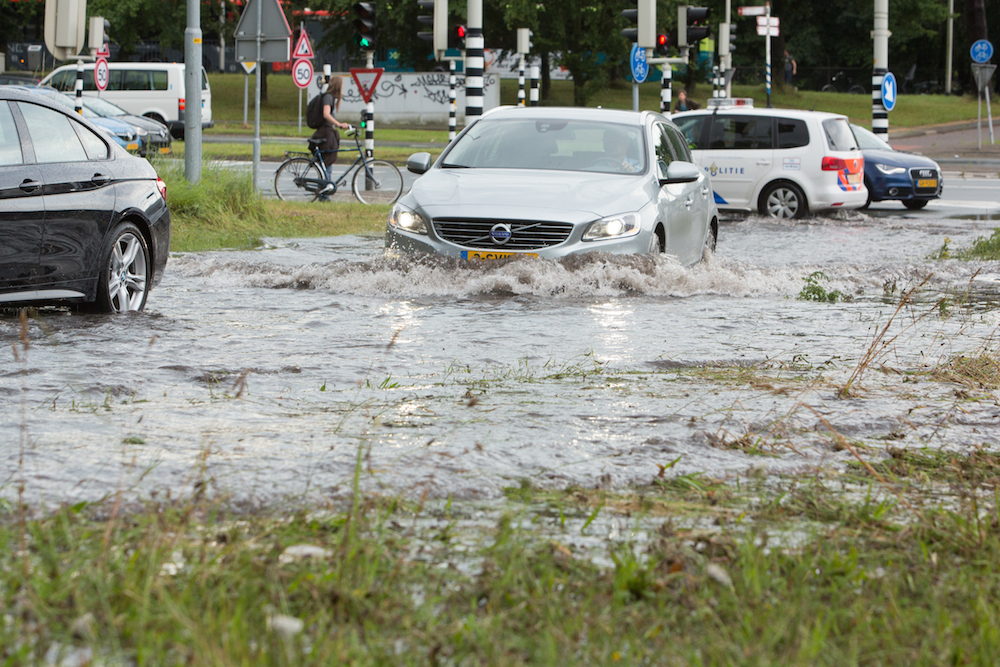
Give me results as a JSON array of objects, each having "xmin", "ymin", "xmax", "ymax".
[{"xmin": 0, "ymin": 87, "xmax": 170, "ymax": 312}]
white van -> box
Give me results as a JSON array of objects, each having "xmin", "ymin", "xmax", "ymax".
[
  {"xmin": 672, "ymin": 107, "xmax": 867, "ymax": 219},
  {"xmin": 41, "ymin": 62, "xmax": 213, "ymax": 138}
]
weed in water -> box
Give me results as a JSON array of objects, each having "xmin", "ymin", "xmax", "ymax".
[{"xmin": 797, "ymin": 271, "xmax": 847, "ymax": 303}]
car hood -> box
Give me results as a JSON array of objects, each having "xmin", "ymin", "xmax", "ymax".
[
  {"xmin": 862, "ymin": 148, "xmax": 939, "ymax": 170},
  {"xmin": 90, "ymin": 116, "xmax": 135, "ymax": 137},
  {"xmin": 408, "ymin": 168, "xmax": 651, "ymax": 223},
  {"xmin": 123, "ymin": 114, "xmax": 170, "ymax": 136}
]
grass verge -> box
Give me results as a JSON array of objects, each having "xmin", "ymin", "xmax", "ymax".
[
  {"xmin": 157, "ymin": 160, "xmax": 389, "ymax": 252},
  {"xmin": 4, "ymin": 449, "xmax": 999, "ymax": 664}
]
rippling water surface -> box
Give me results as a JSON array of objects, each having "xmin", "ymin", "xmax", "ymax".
[{"xmin": 4, "ymin": 212, "xmax": 1000, "ymax": 506}]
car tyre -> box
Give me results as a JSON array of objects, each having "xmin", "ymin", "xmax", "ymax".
[
  {"xmin": 648, "ymin": 227, "xmax": 663, "ymax": 254},
  {"xmin": 760, "ymin": 181, "xmax": 807, "ymax": 219},
  {"xmin": 861, "ymin": 177, "xmax": 873, "ymax": 210},
  {"xmin": 95, "ymin": 222, "xmax": 150, "ymax": 313},
  {"xmin": 903, "ymin": 199, "xmax": 929, "ymax": 210}
]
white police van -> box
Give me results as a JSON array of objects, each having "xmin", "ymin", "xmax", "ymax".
[
  {"xmin": 672, "ymin": 102, "xmax": 867, "ymax": 218},
  {"xmin": 41, "ymin": 62, "xmax": 213, "ymax": 138}
]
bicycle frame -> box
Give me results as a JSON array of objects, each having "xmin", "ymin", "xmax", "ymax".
[{"xmin": 286, "ymin": 131, "xmax": 376, "ymax": 197}]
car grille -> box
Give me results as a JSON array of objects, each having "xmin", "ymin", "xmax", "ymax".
[
  {"xmin": 910, "ymin": 167, "xmax": 939, "ymax": 195},
  {"xmin": 433, "ymin": 218, "xmax": 575, "ymax": 250}
]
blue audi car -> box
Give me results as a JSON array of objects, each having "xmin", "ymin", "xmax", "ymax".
[{"xmin": 852, "ymin": 124, "xmax": 942, "ymax": 210}]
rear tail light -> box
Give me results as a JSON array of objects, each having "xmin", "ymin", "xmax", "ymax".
[
  {"xmin": 156, "ymin": 177, "xmax": 167, "ymax": 202},
  {"xmin": 179, "ymin": 98, "xmax": 185, "ymax": 111},
  {"xmin": 822, "ymin": 156, "xmax": 864, "ymax": 172}
]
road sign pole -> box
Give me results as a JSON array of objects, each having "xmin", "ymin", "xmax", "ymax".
[
  {"xmin": 185, "ymin": 0, "xmax": 203, "ymax": 183},
  {"xmin": 243, "ymin": 73, "xmax": 249, "ymax": 124},
  {"xmin": 252, "ymin": 0, "xmax": 262, "ymax": 192},
  {"xmin": 765, "ymin": 3, "xmax": 771, "ymax": 107},
  {"xmin": 298, "ymin": 89, "xmax": 302, "ymax": 134}
]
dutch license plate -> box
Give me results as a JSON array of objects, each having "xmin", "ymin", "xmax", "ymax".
[
  {"xmin": 917, "ymin": 178, "xmax": 937, "ymax": 188},
  {"xmin": 462, "ymin": 250, "xmax": 538, "ymax": 261},
  {"xmin": 158, "ymin": 146, "xmax": 172, "ymax": 154},
  {"xmin": 847, "ymin": 172, "xmax": 861, "ymax": 184},
  {"xmin": 126, "ymin": 142, "xmax": 140, "ymax": 151}
]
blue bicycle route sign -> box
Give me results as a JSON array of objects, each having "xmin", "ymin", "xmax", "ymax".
[
  {"xmin": 971, "ymin": 39, "xmax": 994, "ymax": 64},
  {"xmin": 630, "ymin": 44, "xmax": 649, "ymax": 84}
]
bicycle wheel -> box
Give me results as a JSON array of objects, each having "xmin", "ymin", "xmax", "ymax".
[
  {"xmin": 275, "ymin": 157, "xmax": 325, "ymax": 202},
  {"xmin": 352, "ymin": 159, "xmax": 404, "ymax": 205},
  {"xmin": 849, "ymin": 84, "xmax": 867, "ymax": 95}
]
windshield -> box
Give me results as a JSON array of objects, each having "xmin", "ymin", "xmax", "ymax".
[
  {"xmin": 442, "ymin": 118, "xmax": 646, "ymax": 175},
  {"xmin": 822, "ymin": 118, "xmax": 859, "ymax": 152},
  {"xmin": 851, "ymin": 124, "xmax": 892, "ymax": 151},
  {"xmin": 83, "ymin": 97, "xmax": 127, "ymax": 117}
]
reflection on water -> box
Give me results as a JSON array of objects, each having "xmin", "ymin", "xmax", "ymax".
[{"xmin": 3, "ymin": 213, "xmax": 1000, "ymax": 506}]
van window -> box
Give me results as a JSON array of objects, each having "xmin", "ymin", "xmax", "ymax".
[
  {"xmin": 777, "ymin": 118, "xmax": 809, "ymax": 149},
  {"xmin": 50, "ymin": 70, "xmax": 75, "ymax": 92},
  {"xmin": 123, "ymin": 70, "xmax": 150, "ymax": 91},
  {"xmin": 822, "ymin": 118, "xmax": 859, "ymax": 152},
  {"xmin": 152, "ymin": 71, "xmax": 169, "ymax": 91},
  {"xmin": 17, "ymin": 103, "xmax": 88, "ymax": 163},
  {"xmin": 708, "ymin": 115, "xmax": 773, "ymax": 150}
]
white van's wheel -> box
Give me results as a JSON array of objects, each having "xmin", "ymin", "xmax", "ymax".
[{"xmin": 760, "ymin": 182, "xmax": 807, "ymax": 219}]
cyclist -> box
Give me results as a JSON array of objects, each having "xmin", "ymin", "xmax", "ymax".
[{"xmin": 311, "ymin": 75, "xmax": 352, "ymax": 197}]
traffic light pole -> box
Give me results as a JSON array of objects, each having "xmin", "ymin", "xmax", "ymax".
[
  {"xmin": 765, "ymin": 2, "xmax": 772, "ymax": 108},
  {"xmin": 185, "ymin": 0, "xmax": 203, "ymax": 183},
  {"xmin": 872, "ymin": 0, "xmax": 889, "ymax": 140}
]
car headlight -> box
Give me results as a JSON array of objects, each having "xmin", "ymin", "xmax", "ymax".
[
  {"xmin": 583, "ymin": 212, "xmax": 641, "ymax": 241},
  {"xmin": 389, "ymin": 202, "xmax": 429, "ymax": 235},
  {"xmin": 874, "ymin": 163, "xmax": 906, "ymax": 175}
]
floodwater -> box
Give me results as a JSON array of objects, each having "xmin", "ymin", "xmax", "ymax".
[{"xmin": 4, "ymin": 211, "xmax": 1000, "ymax": 507}]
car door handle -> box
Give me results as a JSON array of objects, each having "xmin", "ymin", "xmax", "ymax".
[
  {"xmin": 756, "ymin": 160, "xmax": 772, "ymax": 166},
  {"xmin": 92, "ymin": 173, "xmax": 110, "ymax": 185},
  {"xmin": 701, "ymin": 187, "xmax": 710, "ymax": 196},
  {"xmin": 19, "ymin": 179, "xmax": 41, "ymax": 193},
  {"xmin": 685, "ymin": 196, "xmax": 693, "ymax": 209}
]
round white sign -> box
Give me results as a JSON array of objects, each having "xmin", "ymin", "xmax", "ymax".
[
  {"xmin": 293, "ymin": 59, "xmax": 314, "ymax": 90},
  {"xmin": 94, "ymin": 58, "xmax": 110, "ymax": 92}
]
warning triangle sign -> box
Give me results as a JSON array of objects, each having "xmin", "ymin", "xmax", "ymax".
[
  {"xmin": 293, "ymin": 29, "xmax": 315, "ymax": 59},
  {"xmin": 350, "ymin": 67, "xmax": 384, "ymax": 104}
]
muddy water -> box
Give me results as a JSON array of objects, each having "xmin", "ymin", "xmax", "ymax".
[{"xmin": 4, "ymin": 212, "xmax": 1000, "ymax": 506}]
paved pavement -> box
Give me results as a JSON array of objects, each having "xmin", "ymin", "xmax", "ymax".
[{"xmin": 891, "ymin": 120, "xmax": 1000, "ymax": 175}]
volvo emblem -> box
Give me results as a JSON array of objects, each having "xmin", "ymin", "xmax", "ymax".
[{"xmin": 490, "ymin": 223, "xmax": 512, "ymax": 245}]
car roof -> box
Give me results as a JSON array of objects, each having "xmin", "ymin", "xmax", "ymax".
[
  {"xmin": 672, "ymin": 107, "xmax": 848, "ymax": 121},
  {"xmin": 479, "ymin": 105, "xmax": 660, "ymax": 126},
  {"xmin": 0, "ymin": 83, "xmax": 78, "ymax": 109}
]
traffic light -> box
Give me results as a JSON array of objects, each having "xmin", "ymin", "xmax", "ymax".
[
  {"xmin": 725, "ymin": 23, "xmax": 736, "ymax": 52},
  {"xmin": 88, "ymin": 16, "xmax": 110, "ymax": 50},
  {"xmin": 656, "ymin": 32, "xmax": 670, "ymax": 56},
  {"xmin": 685, "ymin": 6, "xmax": 711, "ymax": 45},
  {"xmin": 417, "ymin": 0, "xmax": 447, "ymax": 56},
  {"xmin": 352, "ymin": 2, "xmax": 376, "ymax": 50},
  {"xmin": 620, "ymin": 0, "xmax": 654, "ymax": 48},
  {"xmin": 452, "ymin": 24, "xmax": 466, "ymax": 50}
]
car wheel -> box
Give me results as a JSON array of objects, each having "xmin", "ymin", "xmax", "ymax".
[
  {"xmin": 648, "ymin": 227, "xmax": 663, "ymax": 254},
  {"xmin": 143, "ymin": 113, "xmax": 167, "ymax": 126},
  {"xmin": 760, "ymin": 181, "xmax": 807, "ymax": 219},
  {"xmin": 95, "ymin": 222, "xmax": 150, "ymax": 313},
  {"xmin": 903, "ymin": 199, "xmax": 929, "ymax": 210},
  {"xmin": 861, "ymin": 177, "xmax": 873, "ymax": 210},
  {"xmin": 706, "ymin": 219, "xmax": 718, "ymax": 253}
]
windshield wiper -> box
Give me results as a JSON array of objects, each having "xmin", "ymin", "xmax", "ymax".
[{"xmin": 440, "ymin": 163, "xmax": 470, "ymax": 168}]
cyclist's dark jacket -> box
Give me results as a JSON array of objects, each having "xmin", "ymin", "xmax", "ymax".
[{"xmin": 311, "ymin": 92, "xmax": 340, "ymax": 166}]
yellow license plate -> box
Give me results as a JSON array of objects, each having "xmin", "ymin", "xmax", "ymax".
[
  {"xmin": 158, "ymin": 146, "xmax": 172, "ymax": 154},
  {"xmin": 917, "ymin": 178, "xmax": 937, "ymax": 188},
  {"xmin": 126, "ymin": 142, "xmax": 140, "ymax": 151},
  {"xmin": 847, "ymin": 172, "xmax": 861, "ymax": 184},
  {"xmin": 462, "ymin": 250, "xmax": 538, "ymax": 261}
]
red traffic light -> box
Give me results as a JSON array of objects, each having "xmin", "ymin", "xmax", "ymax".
[
  {"xmin": 656, "ymin": 33, "xmax": 669, "ymax": 55},
  {"xmin": 456, "ymin": 25, "xmax": 466, "ymax": 39}
]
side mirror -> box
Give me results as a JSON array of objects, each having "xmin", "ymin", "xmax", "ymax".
[
  {"xmin": 406, "ymin": 152, "xmax": 433, "ymax": 174},
  {"xmin": 659, "ymin": 160, "xmax": 701, "ymax": 185}
]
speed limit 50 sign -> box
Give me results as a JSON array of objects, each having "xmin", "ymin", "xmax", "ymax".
[
  {"xmin": 94, "ymin": 58, "xmax": 110, "ymax": 91},
  {"xmin": 292, "ymin": 59, "xmax": 314, "ymax": 89}
]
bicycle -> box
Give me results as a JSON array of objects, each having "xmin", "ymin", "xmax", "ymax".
[
  {"xmin": 274, "ymin": 126, "xmax": 404, "ymax": 204},
  {"xmin": 820, "ymin": 71, "xmax": 867, "ymax": 95}
]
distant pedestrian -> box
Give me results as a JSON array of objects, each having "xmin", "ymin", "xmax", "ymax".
[
  {"xmin": 673, "ymin": 90, "xmax": 700, "ymax": 113},
  {"xmin": 784, "ymin": 50, "xmax": 797, "ymax": 85},
  {"xmin": 311, "ymin": 75, "xmax": 351, "ymax": 194}
]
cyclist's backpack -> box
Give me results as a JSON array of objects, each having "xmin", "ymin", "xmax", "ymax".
[{"xmin": 306, "ymin": 95, "xmax": 325, "ymax": 129}]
